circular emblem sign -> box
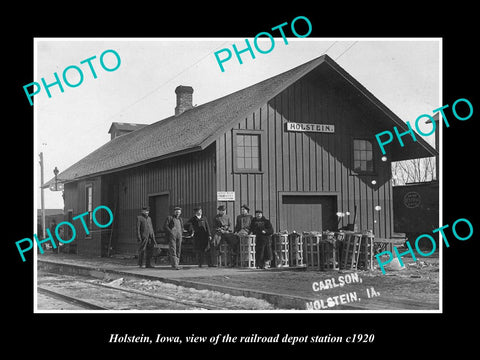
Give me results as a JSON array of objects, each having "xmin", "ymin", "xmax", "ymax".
[{"xmin": 403, "ymin": 191, "xmax": 421, "ymax": 208}]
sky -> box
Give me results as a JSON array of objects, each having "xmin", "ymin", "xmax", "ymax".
[{"xmin": 34, "ymin": 38, "xmax": 441, "ymax": 209}]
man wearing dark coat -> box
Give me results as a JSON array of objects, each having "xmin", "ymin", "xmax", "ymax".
[
  {"xmin": 186, "ymin": 207, "xmax": 212, "ymax": 267},
  {"xmin": 164, "ymin": 206, "xmax": 184, "ymax": 270},
  {"xmin": 250, "ymin": 210, "xmax": 274, "ymax": 269},
  {"xmin": 136, "ymin": 206, "xmax": 156, "ymax": 268}
]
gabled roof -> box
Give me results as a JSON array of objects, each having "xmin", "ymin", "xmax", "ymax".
[{"xmin": 44, "ymin": 54, "xmax": 437, "ymax": 187}]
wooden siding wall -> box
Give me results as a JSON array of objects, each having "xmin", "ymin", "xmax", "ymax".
[
  {"xmin": 216, "ymin": 73, "xmax": 394, "ymax": 237},
  {"xmin": 103, "ymin": 144, "xmax": 216, "ymax": 255}
]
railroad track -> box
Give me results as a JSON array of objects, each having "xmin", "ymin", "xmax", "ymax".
[
  {"xmin": 37, "ymin": 271, "xmax": 245, "ymax": 310},
  {"xmin": 38, "ymin": 286, "xmax": 108, "ymax": 310}
]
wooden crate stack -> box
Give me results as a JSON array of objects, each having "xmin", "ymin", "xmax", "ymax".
[
  {"xmin": 288, "ymin": 232, "xmax": 305, "ymax": 267},
  {"xmin": 217, "ymin": 241, "xmax": 232, "ymax": 267},
  {"xmin": 340, "ymin": 231, "xmax": 375, "ymax": 270},
  {"xmin": 303, "ymin": 232, "xmax": 322, "ymax": 269},
  {"xmin": 272, "ymin": 233, "xmax": 289, "ymax": 267},
  {"xmin": 358, "ymin": 233, "xmax": 375, "ymax": 270},
  {"xmin": 340, "ymin": 232, "xmax": 362, "ymax": 270},
  {"xmin": 239, "ymin": 234, "xmax": 256, "ymax": 268},
  {"xmin": 216, "ymin": 234, "xmax": 240, "ymax": 267},
  {"xmin": 318, "ymin": 231, "xmax": 341, "ymax": 270}
]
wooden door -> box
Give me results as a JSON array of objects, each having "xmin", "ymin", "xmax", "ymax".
[
  {"xmin": 149, "ymin": 193, "xmax": 170, "ymax": 235},
  {"xmin": 281, "ymin": 195, "xmax": 337, "ymax": 233}
]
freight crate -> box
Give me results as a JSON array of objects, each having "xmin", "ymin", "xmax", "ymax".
[
  {"xmin": 319, "ymin": 231, "xmax": 340, "ymax": 270},
  {"xmin": 216, "ymin": 233, "xmax": 239, "ymax": 267},
  {"xmin": 288, "ymin": 233, "xmax": 304, "ymax": 267},
  {"xmin": 303, "ymin": 233, "xmax": 322, "ymax": 269},
  {"xmin": 358, "ymin": 234, "xmax": 375, "ymax": 270},
  {"xmin": 239, "ymin": 234, "xmax": 256, "ymax": 268},
  {"xmin": 340, "ymin": 232, "xmax": 363, "ymax": 270},
  {"xmin": 272, "ymin": 233, "xmax": 289, "ymax": 267},
  {"xmin": 217, "ymin": 242, "xmax": 230, "ymax": 267}
]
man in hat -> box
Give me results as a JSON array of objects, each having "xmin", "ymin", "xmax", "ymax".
[
  {"xmin": 232, "ymin": 204, "xmax": 253, "ymax": 267},
  {"xmin": 250, "ymin": 209, "xmax": 274, "ymax": 269},
  {"xmin": 136, "ymin": 206, "xmax": 156, "ymax": 268},
  {"xmin": 212, "ymin": 205, "xmax": 232, "ymax": 266},
  {"xmin": 164, "ymin": 206, "xmax": 184, "ymax": 270},
  {"xmin": 186, "ymin": 207, "xmax": 212, "ymax": 267},
  {"xmin": 234, "ymin": 204, "xmax": 252, "ymax": 234}
]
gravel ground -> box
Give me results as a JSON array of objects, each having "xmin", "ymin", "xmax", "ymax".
[{"xmin": 101, "ymin": 277, "xmax": 277, "ymax": 310}]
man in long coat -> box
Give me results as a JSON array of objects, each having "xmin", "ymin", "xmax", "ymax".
[
  {"xmin": 186, "ymin": 207, "xmax": 212, "ymax": 267},
  {"xmin": 136, "ymin": 206, "xmax": 156, "ymax": 268},
  {"xmin": 250, "ymin": 209, "xmax": 274, "ymax": 269}
]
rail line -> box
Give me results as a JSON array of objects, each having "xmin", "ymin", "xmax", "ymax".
[
  {"xmin": 83, "ymin": 278, "xmax": 228, "ymax": 310},
  {"xmin": 38, "ymin": 271, "xmax": 242, "ymax": 310},
  {"xmin": 38, "ymin": 286, "xmax": 108, "ymax": 310}
]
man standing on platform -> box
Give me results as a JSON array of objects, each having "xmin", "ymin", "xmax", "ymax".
[
  {"xmin": 164, "ymin": 206, "xmax": 184, "ymax": 270},
  {"xmin": 136, "ymin": 206, "xmax": 156, "ymax": 268},
  {"xmin": 250, "ymin": 209, "xmax": 274, "ymax": 269},
  {"xmin": 187, "ymin": 207, "xmax": 213, "ymax": 267}
]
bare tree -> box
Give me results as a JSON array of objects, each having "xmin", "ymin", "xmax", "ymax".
[{"xmin": 391, "ymin": 157, "xmax": 436, "ymax": 185}]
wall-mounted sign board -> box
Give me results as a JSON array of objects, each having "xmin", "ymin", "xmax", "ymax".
[{"xmin": 286, "ymin": 122, "xmax": 335, "ymax": 133}]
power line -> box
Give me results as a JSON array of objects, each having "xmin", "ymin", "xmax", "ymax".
[
  {"xmin": 107, "ymin": 40, "xmax": 231, "ymax": 122},
  {"xmin": 112, "ymin": 40, "xmax": 343, "ymax": 122},
  {"xmin": 335, "ymin": 41, "xmax": 358, "ymax": 60},
  {"xmin": 104, "ymin": 40, "xmax": 353, "ymax": 131},
  {"xmin": 323, "ymin": 41, "xmax": 338, "ymax": 55}
]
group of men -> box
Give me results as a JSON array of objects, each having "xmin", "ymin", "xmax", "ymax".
[{"xmin": 136, "ymin": 204, "xmax": 274, "ymax": 270}]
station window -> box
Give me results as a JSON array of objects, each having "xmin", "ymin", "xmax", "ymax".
[
  {"xmin": 353, "ymin": 139, "xmax": 374, "ymax": 173},
  {"xmin": 233, "ymin": 130, "xmax": 263, "ymax": 173}
]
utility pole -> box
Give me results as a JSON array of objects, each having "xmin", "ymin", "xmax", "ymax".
[{"xmin": 39, "ymin": 152, "xmax": 46, "ymax": 239}]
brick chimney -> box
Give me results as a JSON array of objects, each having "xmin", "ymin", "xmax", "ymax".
[{"xmin": 175, "ymin": 85, "xmax": 194, "ymax": 116}]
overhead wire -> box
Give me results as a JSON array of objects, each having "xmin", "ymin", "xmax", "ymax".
[
  {"xmin": 46, "ymin": 40, "xmax": 355, "ymax": 125},
  {"xmin": 334, "ymin": 41, "xmax": 358, "ymax": 60},
  {"xmin": 106, "ymin": 40, "xmax": 232, "ymax": 122},
  {"xmin": 78, "ymin": 39, "xmax": 359, "ymax": 144},
  {"xmin": 111, "ymin": 40, "xmax": 355, "ymax": 122},
  {"xmin": 322, "ymin": 41, "xmax": 338, "ymax": 55}
]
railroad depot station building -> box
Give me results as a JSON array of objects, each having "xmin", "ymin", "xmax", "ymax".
[{"xmin": 44, "ymin": 54, "xmax": 437, "ymax": 257}]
